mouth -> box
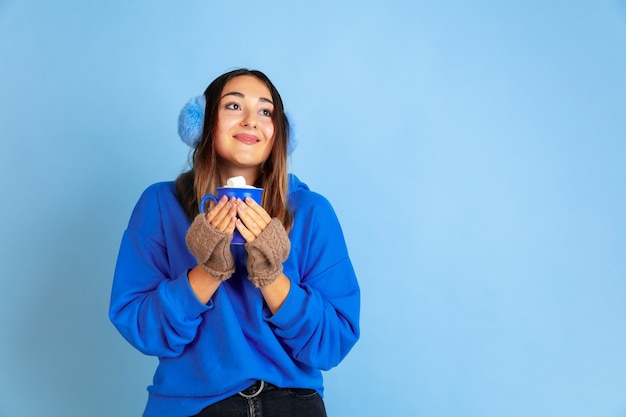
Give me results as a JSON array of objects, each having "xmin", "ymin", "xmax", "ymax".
[{"xmin": 233, "ymin": 133, "xmax": 261, "ymax": 145}]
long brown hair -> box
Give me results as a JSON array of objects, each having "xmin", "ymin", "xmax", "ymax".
[{"xmin": 175, "ymin": 69, "xmax": 293, "ymax": 230}]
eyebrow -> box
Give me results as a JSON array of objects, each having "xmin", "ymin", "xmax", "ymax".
[{"xmin": 221, "ymin": 91, "xmax": 274, "ymax": 105}]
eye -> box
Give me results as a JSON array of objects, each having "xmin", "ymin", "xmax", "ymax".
[
  {"xmin": 225, "ymin": 102, "xmax": 241, "ymax": 110},
  {"xmin": 260, "ymin": 108, "xmax": 273, "ymax": 117}
]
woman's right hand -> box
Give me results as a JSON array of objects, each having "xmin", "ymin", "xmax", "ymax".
[
  {"xmin": 205, "ymin": 195, "xmax": 237, "ymax": 233},
  {"xmin": 185, "ymin": 197, "xmax": 237, "ymax": 284}
]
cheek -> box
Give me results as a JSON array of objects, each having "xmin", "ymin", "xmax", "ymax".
[
  {"xmin": 264, "ymin": 122, "xmax": 275, "ymax": 142},
  {"xmin": 212, "ymin": 127, "xmax": 229, "ymax": 155},
  {"xmin": 262, "ymin": 126, "xmax": 275, "ymax": 157}
]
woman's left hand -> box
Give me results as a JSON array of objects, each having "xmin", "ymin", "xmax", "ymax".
[{"xmin": 234, "ymin": 197, "xmax": 272, "ymax": 242}]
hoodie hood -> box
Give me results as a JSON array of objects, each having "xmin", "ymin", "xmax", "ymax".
[{"xmin": 288, "ymin": 174, "xmax": 310, "ymax": 194}]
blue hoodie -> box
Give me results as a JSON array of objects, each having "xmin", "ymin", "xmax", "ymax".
[{"xmin": 109, "ymin": 174, "xmax": 360, "ymax": 417}]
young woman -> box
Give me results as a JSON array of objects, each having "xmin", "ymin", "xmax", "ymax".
[{"xmin": 109, "ymin": 68, "xmax": 360, "ymax": 417}]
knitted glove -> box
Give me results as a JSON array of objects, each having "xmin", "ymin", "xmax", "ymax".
[
  {"xmin": 245, "ymin": 218, "xmax": 291, "ymax": 288},
  {"xmin": 185, "ymin": 214, "xmax": 235, "ymax": 281}
]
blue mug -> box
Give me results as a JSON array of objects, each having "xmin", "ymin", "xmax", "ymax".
[{"xmin": 200, "ymin": 187, "xmax": 264, "ymax": 244}]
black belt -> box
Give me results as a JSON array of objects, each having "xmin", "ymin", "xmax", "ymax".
[{"xmin": 238, "ymin": 380, "xmax": 276, "ymax": 399}]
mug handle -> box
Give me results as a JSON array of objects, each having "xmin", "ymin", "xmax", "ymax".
[{"xmin": 199, "ymin": 194, "xmax": 218, "ymax": 214}]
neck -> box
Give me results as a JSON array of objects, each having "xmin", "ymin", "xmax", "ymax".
[{"xmin": 217, "ymin": 164, "xmax": 261, "ymax": 187}]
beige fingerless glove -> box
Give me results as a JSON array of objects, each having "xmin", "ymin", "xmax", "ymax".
[
  {"xmin": 185, "ymin": 214, "xmax": 235, "ymax": 281},
  {"xmin": 245, "ymin": 218, "xmax": 291, "ymax": 288}
]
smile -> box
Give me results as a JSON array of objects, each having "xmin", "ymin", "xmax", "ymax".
[{"xmin": 233, "ymin": 133, "xmax": 261, "ymax": 145}]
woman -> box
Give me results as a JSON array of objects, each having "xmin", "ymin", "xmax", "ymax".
[{"xmin": 109, "ymin": 68, "xmax": 360, "ymax": 417}]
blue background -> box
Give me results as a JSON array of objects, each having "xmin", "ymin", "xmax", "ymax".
[{"xmin": 1, "ymin": 1, "xmax": 625, "ymax": 416}]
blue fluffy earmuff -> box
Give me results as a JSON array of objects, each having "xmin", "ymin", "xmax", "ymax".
[
  {"xmin": 177, "ymin": 95, "xmax": 206, "ymax": 148},
  {"xmin": 177, "ymin": 94, "xmax": 297, "ymax": 154}
]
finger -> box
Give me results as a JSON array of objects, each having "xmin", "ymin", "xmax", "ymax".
[
  {"xmin": 210, "ymin": 198, "xmax": 237, "ymax": 231},
  {"xmin": 206, "ymin": 196, "xmax": 230, "ymax": 225},
  {"xmin": 235, "ymin": 218, "xmax": 256, "ymax": 243},
  {"xmin": 236, "ymin": 200, "xmax": 266, "ymax": 236},
  {"xmin": 205, "ymin": 195, "xmax": 229, "ymax": 222},
  {"xmin": 243, "ymin": 197, "xmax": 272, "ymax": 224},
  {"xmin": 236, "ymin": 198, "xmax": 270, "ymax": 228},
  {"xmin": 216, "ymin": 202, "xmax": 237, "ymax": 232},
  {"xmin": 223, "ymin": 215, "xmax": 237, "ymax": 234}
]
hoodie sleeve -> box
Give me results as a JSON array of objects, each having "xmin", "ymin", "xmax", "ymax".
[
  {"xmin": 265, "ymin": 192, "xmax": 360, "ymax": 371},
  {"xmin": 109, "ymin": 184, "xmax": 210, "ymax": 357}
]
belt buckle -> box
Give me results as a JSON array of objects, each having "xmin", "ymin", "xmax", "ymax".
[{"xmin": 238, "ymin": 380, "xmax": 265, "ymax": 399}]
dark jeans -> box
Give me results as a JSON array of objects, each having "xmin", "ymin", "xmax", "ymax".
[{"xmin": 191, "ymin": 381, "xmax": 327, "ymax": 417}]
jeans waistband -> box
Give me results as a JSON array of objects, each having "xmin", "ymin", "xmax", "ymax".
[{"xmin": 237, "ymin": 380, "xmax": 276, "ymax": 399}]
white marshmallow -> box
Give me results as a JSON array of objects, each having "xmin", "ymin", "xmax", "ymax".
[{"xmin": 226, "ymin": 176, "xmax": 247, "ymax": 187}]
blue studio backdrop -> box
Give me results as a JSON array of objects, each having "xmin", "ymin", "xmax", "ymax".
[{"xmin": 1, "ymin": 1, "xmax": 625, "ymax": 416}]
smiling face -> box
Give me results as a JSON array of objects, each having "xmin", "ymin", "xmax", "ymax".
[{"xmin": 213, "ymin": 75, "xmax": 276, "ymax": 183}]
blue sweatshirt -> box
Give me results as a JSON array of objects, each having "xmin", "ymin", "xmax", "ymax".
[{"xmin": 109, "ymin": 174, "xmax": 360, "ymax": 417}]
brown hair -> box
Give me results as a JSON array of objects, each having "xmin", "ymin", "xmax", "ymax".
[{"xmin": 175, "ymin": 69, "xmax": 293, "ymax": 230}]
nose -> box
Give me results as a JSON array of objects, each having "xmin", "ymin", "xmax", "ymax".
[{"xmin": 241, "ymin": 111, "xmax": 258, "ymax": 128}]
